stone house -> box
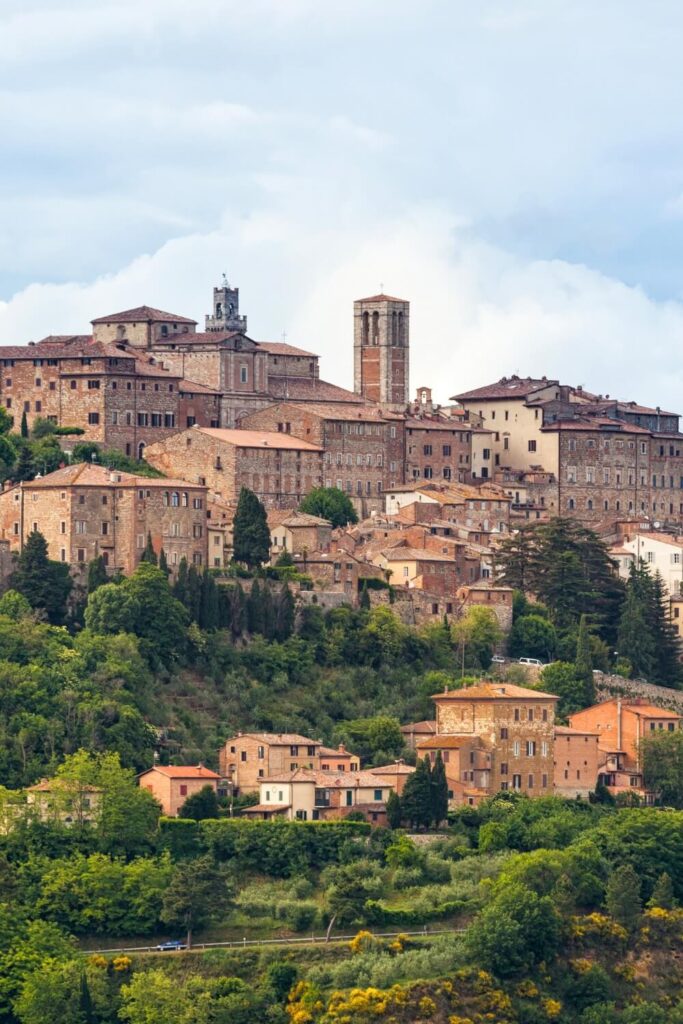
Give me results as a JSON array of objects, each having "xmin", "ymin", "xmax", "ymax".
[
  {"xmin": 144, "ymin": 425, "xmax": 323, "ymax": 510},
  {"xmin": 0, "ymin": 463, "xmax": 209, "ymax": 574},
  {"xmin": 404, "ymin": 415, "xmax": 472, "ymax": 485},
  {"xmin": 269, "ymin": 511, "xmax": 333, "ymax": 557},
  {"xmin": 373, "ymin": 546, "xmax": 461, "ymax": 595},
  {"xmin": 26, "ymin": 778, "xmax": 102, "ymax": 826},
  {"xmin": 137, "ymin": 764, "xmax": 219, "ymax": 817},
  {"xmin": 218, "ymin": 733, "xmax": 323, "ymax": 794},
  {"xmin": 553, "ymin": 725, "xmax": 600, "ymax": 799}
]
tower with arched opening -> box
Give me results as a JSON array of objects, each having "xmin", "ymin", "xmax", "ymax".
[{"xmin": 353, "ymin": 293, "xmax": 410, "ymax": 409}]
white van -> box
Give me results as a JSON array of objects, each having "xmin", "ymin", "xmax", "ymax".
[{"xmin": 518, "ymin": 657, "xmax": 544, "ymax": 667}]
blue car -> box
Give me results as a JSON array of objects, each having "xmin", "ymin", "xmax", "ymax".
[{"xmin": 156, "ymin": 939, "xmax": 187, "ymax": 951}]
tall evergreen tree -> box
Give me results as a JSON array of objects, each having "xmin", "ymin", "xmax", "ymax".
[
  {"xmin": 430, "ymin": 750, "xmax": 449, "ymax": 826},
  {"xmin": 385, "ymin": 789, "xmax": 402, "ymax": 829},
  {"xmin": 605, "ymin": 863, "xmax": 642, "ymax": 931},
  {"xmin": 618, "ymin": 567, "xmax": 657, "ymax": 679},
  {"xmin": 140, "ymin": 532, "xmax": 158, "ymax": 565},
  {"xmin": 648, "ymin": 570, "xmax": 681, "ymax": 685},
  {"xmin": 261, "ymin": 583, "xmax": 276, "ymax": 640},
  {"xmin": 11, "ymin": 530, "xmax": 72, "ymax": 624},
  {"xmin": 647, "ymin": 872, "xmax": 676, "ymax": 910},
  {"xmin": 20, "ymin": 411, "xmax": 28, "ymax": 439},
  {"xmin": 495, "ymin": 524, "xmax": 537, "ymax": 592},
  {"xmin": 232, "ymin": 487, "xmax": 270, "ymax": 568},
  {"xmin": 199, "ymin": 570, "xmax": 219, "ymax": 630},
  {"xmin": 247, "ymin": 580, "xmax": 265, "ymax": 634},
  {"xmin": 359, "ymin": 581, "xmax": 371, "ymax": 610},
  {"xmin": 275, "ymin": 583, "xmax": 295, "ymax": 641},
  {"xmin": 158, "ymin": 548, "xmax": 169, "ymax": 578},
  {"xmin": 186, "ymin": 564, "xmax": 202, "ymax": 623},
  {"xmin": 230, "ymin": 583, "xmax": 247, "ymax": 639},
  {"xmin": 173, "ymin": 557, "xmax": 189, "ymax": 607},
  {"xmin": 574, "ymin": 614, "xmax": 596, "ymax": 705},
  {"xmin": 86, "ymin": 555, "xmax": 109, "ymax": 594},
  {"xmin": 400, "ymin": 756, "xmax": 433, "ymax": 829},
  {"xmin": 14, "ymin": 445, "xmax": 34, "ymax": 482}
]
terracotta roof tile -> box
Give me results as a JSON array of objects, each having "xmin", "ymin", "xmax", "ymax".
[
  {"xmin": 268, "ymin": 378, "xmax": 367, "ymax": 404},
  {"xmin": 142, "ymin": 765, "xmax": 220, "ymax": 779},
  {"xmin": 355, "ymin": 293, "xmax": 407, "ymax": 303},
  {"xmin": 452, "ymin": 377, "xmax": 559, "ymax": 402},
  {"xmin": 193, "ymin": 427, "xmax": 322, "ymax": 452},
  {"xmin": 91, "ymin": 306, "xmax": 197, "ymax": 325},
  {"xmin": 259, "ymin": 341, "xmax": 317, "ymax": 358},
  {"xmin": 434, "ymin": 682, "xmax": 558, "ymax": 700}
]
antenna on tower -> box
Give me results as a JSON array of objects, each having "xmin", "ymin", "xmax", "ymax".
[{"xmin": 222, "ymin": 272, "xmax": 229, "ymax": 287}]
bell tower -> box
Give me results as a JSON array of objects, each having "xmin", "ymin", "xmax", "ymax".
[
  {"xmin": 353, "ymin": 293, "xmax": 409, "ymax": 409},
  {"xmin": 205, "ymin": 274, "xmax": 247, "ymax": 334}
]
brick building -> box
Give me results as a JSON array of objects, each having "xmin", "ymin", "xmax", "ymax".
[
  {"xmin": 269, "ymin": 511, "xmax": 333, "ymax": 557},
  {"xmin": 420, "ymin": 681, "xmax": 558, "ymax": 806},
  {"xmin": 0, "ymin": 463, "xmax": 208, "ymax": 573},
  {"xmin": 243, "ymin": 766, "xmax": 408, "ymax": 824},
  {"xmin": 353, "ymin": 293, "xmax": 410, "ymax": 410},
  {"xmin": 138, "ymin": 765, "xmax": 219, "ymax": 817},
  {"xmin": 144, "ymin": 425, "xmax": 323, "ymax": 510},
  {"xmin": 405, "ymin": 417, "xmax": 472, "ymax": 484},
  {"xmin": 242, "ymin": 402, "xmax": 403, "ymax": 516},
  {"xmin": 553, "ymin": 725, "xmax": 600, "ymax": 799},
  {"xmin": 217, "ymin": 732, "xmax": 360, "ymax": 794}
]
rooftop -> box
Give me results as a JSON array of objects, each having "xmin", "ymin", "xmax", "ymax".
[
  {"xmin": 434, "ymin": 682, "xmax": 558, "ymax": 701},
  {"xmin": 91, "ymin": 305, "xmax": 197, "ymax": 325},
  {"xmin": 258, "ymin": 340, "xmax": 317, "ymax": 358},
  {"xmin": 192, "ymin": 427, "xmax": 322, "ymax": 452},
  {"xmin": 355, "ymin": 293, "xmax": 407, "ymax": 303},
  {"xmin": 19, "ymin": 463, "xmax": 200, "ymax": 491},
  {"xmin": 267, "ymin": 379, "xmax": 369, "ymax": 405},
  {"xmin": 379, "ymin": 547, "xmax": 458, "ymax": 563},
  {"xmin": 400, "ymin": 720, "xmax": 437, "ymax": 735},
  {"xmin": 142, "ymin": 765, "xmax": 220, "ymax": 780},
  {"xmin": 452, "ymin": 376, "xmax": 559, "ymax": 402},
  {"xmin": 228, "ymin": 732, "xmax": 320, "ymax": 746}
]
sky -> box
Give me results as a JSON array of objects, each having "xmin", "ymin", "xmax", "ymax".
[{"xmin": 2, "ymin": 0, "xmax": 683, "ymax": 408}]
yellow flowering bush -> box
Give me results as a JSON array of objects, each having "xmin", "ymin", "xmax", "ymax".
[
  {"xmin": 87, "ymin": 955, "xmax": 107, "ymax": 969},
  {"xmin": 112, "ymin": 955, "xmax": 132, "ymax": 972},
  {"xmin": 569, "ymin": 957, "xmax": 594, "ymax": 974},
  {"xmin": 571, "ymin": 913, "xmax": 628, "ymax": 947},
  {"xmin": 640, "ymin": 907, "xmax": 683, "ymax": 944},
  {"xmin": 515, "ymin": 980, "xmax": 539, "ymax": 999},
  {"xmin": 349, "ymin": 930, "xmax": 384, "ymax": 955},
  {"xmin": 543, "ymin": 998, "xmax": 562, "ymax": 1019},
  {"xmin": 418, "ymin": 995, "xmax": 437, "ymax": 1017},
  {"xmin": 448, "ymin": 1017, "xmax": 474, "ymax": 1024}
]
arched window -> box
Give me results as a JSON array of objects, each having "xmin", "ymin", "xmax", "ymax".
[
  {"xmin": 362, "ymin": 311, "xmax": 369, "ymax": 345},
  {"xmin": 171, "ymin": 492, "xmax": 179, "ymax": 507},
  {"xmin": 587, "ymin": 499, "xmax": 593, "ymax": 510},
  {"xmin": 604, "ymin": 500, "xmax": 609, "ymax": 511},
  {"xmin": 216, "ymin": 302, "xmax": 222, "ymax": 319},
  {"xmin": 398, "ymin": 311, "xmax": 404, "ymax": 346},
  {"xmin": 163, "ymin": 491, "xmax": 169, "ymax": 507},
  {"xmin": 371, "ymin": 311, "xmax": 379, "ymax": 345},
  {"xmin": 138, "ymin": 442, "xmax": 145, "ymax": 459},
  {"xmin": 182, "ymin": 492, "xmax": 188, "ymax": 507},
  {"xmin": 568, "ymin": 498, "xmax": 575, "ymax": 510},
  {"xmin": 392, "ymin": 310, "xmax": 398, "ymax": 345}
]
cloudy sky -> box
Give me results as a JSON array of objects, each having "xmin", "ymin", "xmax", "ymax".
[{"xmin": 2, "ymin": 0, "xmax": 683, "ymax": 407}]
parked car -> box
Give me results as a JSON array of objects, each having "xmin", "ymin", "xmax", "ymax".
[
  {"xmin": 491, "ymin": 656, "xmax": 506, "ymax": 664},
  {"xmin": 518, "ymin": 657, "xmax": 544, "ymax": 667},
  {"xmin": 156, "ymin": 940, "xmax": 187, "ymax": 952}
]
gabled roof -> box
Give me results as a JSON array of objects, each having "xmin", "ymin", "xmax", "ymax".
[
  {"xmin": 379, "ymin": 547, "xmax": 458, "ymax": 563},
  {"xmin": 400, "ymin": 720, "xmax": 437, "ymax": 735},
  {"xmin": 21, "ymin": 463, "xmax": 199, "ymax": 491},
  {"xmin": 268, "ymin": 378, "xmax": 367, "ymax": 405},
  {"xmin": 355, "ymin": 293, "xmax": 407, "ymax": 303},
  {"xmin": 142, "ymin": 765, "xmax": 220, "ymax": 780},
  {"xmin": 434, "ymin": 682, "xmax": 558, "ymax": 701},
  {"xmin": 555, "ymin": 725, "xmax": 599, "ymax": 736},
  {"xmin": 258, "ymin": 340, "xmax": 317, "ymax": 358},
  {"xmin": 191, "ymin": 427, "xmax": 322, "ymax": 452},
  {"xmin": 368, "ymin": 763, "xmax": 416, "ymax": 775},
  {"xmin": 452, "ymin": 377, "xmax": 559, "ymax": 402},
  {"xmin": 227, "ymin": 732, "xmax": 320, "ymax": 746},
  {"xmin": 91, "ymin": 306, "xmax": 197, "ymax": 325}
]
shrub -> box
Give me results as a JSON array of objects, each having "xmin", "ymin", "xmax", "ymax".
[{"xmin": 275, "ymin": 900, "xmax": 318, "ymax": 932}]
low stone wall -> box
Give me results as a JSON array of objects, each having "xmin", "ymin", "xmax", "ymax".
[{"xmin": 595, "ymin": 673, "xmax": 683, "ymax": 712}]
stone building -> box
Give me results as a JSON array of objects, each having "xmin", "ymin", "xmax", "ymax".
[
  {"xmin": 138, "ymin": 765, "xmax": 220, "ymax": 817},
  {"xmin": 242, "ymin": 401, "xmax": 403, "ymax": 516},
  {"xmin": 269, "ymin": 510, "xmax": 333, "ymax": 557},
  {"xmin": 553, "ymin": 725, "xmax": 600, "ymax": 799},
  {"xmin": 217, "ymin": 732, "xmax": 361, "ymax": 794},
  {"xmin": 144, "ymin": 425, "xmax": 323, "ymax": 510},
  {"xmin": 242, "ymin": 766, "xmax": 408, "ymax": 824},
  {"xmin": 353, "ymin": 293, "xmax": 410, "ymax": 410},
  {"xmin": 0, "ymin": 463, "xmax": 208, "ymax": 574},
  {"xmin": 404, "ymin": 416, "xmax": 472, "ymax": 485},
  {"xmin": 420, "ymin": 681, "xmax": 558, "ymax": 806}
]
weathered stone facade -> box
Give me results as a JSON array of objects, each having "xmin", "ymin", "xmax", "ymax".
[
  {"xmin": 353, "ymin": 294, "xmax": 409, "ymax": 410},
  {"xmin": 145, "ymin": 425, "xmax": 323, "ymax": 509},
  {"xmin": 0, "ymin": 463, "xmax": 208, "ymax": 574}
]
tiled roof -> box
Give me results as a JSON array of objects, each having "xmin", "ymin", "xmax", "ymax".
[
  {"xmin": 434, "ymin": 682, "xmax": 558, "ymax": 700},
  {"xmin": 405, "ymin": 418, "xmax": 469, "ymax": 432},
  {"xmin": 417, "ymin": 736, "xmax": 472, "ymax": 750},
  {"xmin": 143, "ymin": 765, "xmax": 220, "ymax": 779},
  {"xmin": 262, "ymin": 768, "xmax": 392, "ymax": 787},
  {"xmin": 279, "ymin": 512, "xmax": 332, "ymax": 528},
  {"xmin": 35, "ymin": 335, "xmax": 93, "ymax": 346},
  {"xmin": 23, "ymin": 463, "xmax": 201, "ymax": 491},
  {"xmin": 555, "ymin": 725, "xmax": 600, "ymax": 735},
  {"xmin": 355, "ymin": 293, "xmax": 407, "ymax": 303},
  {"xmin": 152, "ymin": 331, "xmax": 244, "ymax": 346},
  {"xmin": 318, "ymin": 746, "xmax": 355, "ymax": 757},
  {"xmin": 259, "ymin": 341, "xmax": 317, "ymax": 358},
  {"xmin": 379, "ymin": 547, "xmax": 458, "ymax": 563},
  {"xmin": 625, "ymin": 703, "xmax": 681, "ymax": 719},
  {"xmin": 133, "ymin": 359, "xmax": 179, "ymax": 379},
  {"xmin": 193, "ymin": 427, "xmax": 322, "ymax": 452},
  {"xmin": 368, "ymin": 763, "xmax": 416, "ymax": 775},
  {"xmin": 178, "ymin": 379, "xmax": 221, "ymax": 395},
  {"xmin": 241, "ymin": 803, "xmax": 291, "ymax": 813},
  {"xmin": 400, "ymin": 720, "xmax": 437, "ymax": 735},
  {"xmin": 543, "ymin": 417, "xmax": 652, "ymax": 435},
  {"xmin": 91, "ymin": 306, "xmax": 197, "ymax": 325},
  {"xmin": 268, "ymin": 378, "xmax": 367, "ymax": 404},
  {"xmin": 452, "ymin": 377, "xmax": 559, "ymax": 402},
  {"xmin": 28, "ymin": 779, "xmax": 101, "ymax": 792},
  {"xmin": 230, "ymin": 732, "xmax": 320, "ymax": 746}
]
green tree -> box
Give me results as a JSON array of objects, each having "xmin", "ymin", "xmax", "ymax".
[
  {"xmin": 14, "ymin": 445, "xmax": 34, "ymax": 482},
  {"xmin": 274, "ymin": 583, "xmax": 295, "ymax": 642},
  {"xmin": 452, "ymin": 606, "xmax": 502, "ymax": 670},
  {"xmin": 495, "ymin": 526, "xmax": 537, "ymax": 592},
  {"xmin": 233, "ymin": 487, "xmax": 270, "ymax": 568},
  {"xmin": 466, "ymin": 881, "xmax": 560, "ymax": 977},
  {"xmin": 508, "ymin": 614, "xmax": 557, "ymax": 661},
  {"xmin": 359, "ymin": 581, "xmax": 371, "ymax": 610},
  {"xmin": 605, "ymin": 863, "xmax": 642, "ymax": 930},
  {"xmin": 172, "ymin": 556, "xmax": 188, "ymax": 606},
  {"xmin": 385, "ymin": 789, "xmax": 402, "ymax": 829},
  {"xmin": 0, "ymin": 590, "xmax": 32, "ymax": 621},
  {"xmin": 158, "ymin": 548, "xmax": 169, "ymax": 578},
  {"xmin": 140, "ymin": 532, "xmax": 157, "ymax": 565},
  {"xmin": 617, "ymin": 565, "xmax": 657, "ymax": 680},
  {"xmin": 575, "ymin": 614, "xmax": 596, "ymax": 697},
  {"xmin": 400, "ymin": 756, "xmax": 433, "ymax": 829},
  {"xmin": 85, "ymin": 562, "xmax": 188, "ymax": 668},
  {"xmin": 86, "ymin": 555, "xmax": 108, "ymax": 593},
  {"xmin": 641, "ymin": 730, "xmax": 683, "ymax": 807},
  {"xmin": 160, "ymin": 855, "xmax": 235, "ymax": 948},
  {"xmin": 298, "ymin": 486, "xmax": 357, "ymax": 528},
  {"xmin": 199, "ymin": 570, "xmax": 219, "ymax": 630},
  {"xmin": 334, "ymin": 716, "xmax": 404, "ymax": 764},
  {"xmin": 119, "ymin": 968, "xmax": 190, "ymax": 1024},
  {"xmin": 430, "ymin": 750, "xmax": 449, "ymax": 826},
  {"xmin": 247, "ymin": 579, "xmax": 265, "ymax": 634},
  {"xmin": 14, "ymin": 958, "xmax": 112, "ymax": 1024},
  {"xmin": 539, "ymin": 661, "xmax": 595, "ymax": 718},
  {"xmin": 10, "ymin": 529, "xmax": 72, "ymax": 624},
  {"xmin": 20, "ymin": 411, "xmax": 28, "ymax": 439},
  {"xmin": 179, "ymin": 785, "xmax": 220, "ymax": 821},
  {"xmin": 647, "ymin": 871, "xmax": 676, "ymax": 910}
]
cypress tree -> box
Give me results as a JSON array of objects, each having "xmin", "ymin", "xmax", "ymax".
[
  {"xmin": 400, "ymin": 756, "xmax": 433, "ymax": 829},
  {"xmin": 230, "ymin": 583, "xmax": 247, "ymax": 639},
  {"xmin": 647, "ymin": 872, "xmax": 676, "ymax": 910},
  {"xmin": 140, "ymin": 532, "xmax": 157, "ymax": 565},
  {"xmin": 186, "ymin": 564, "xmax": 202, "ymax": 623},
  {"xmin": 430, "ymin": 750, "xmax": 449, "ymax": 826},
  {"xmin": 618, "ymin": 575, "xmax": 656, "ymax": 679},
  {"xmin": 261, "ymin": 584, "xmax": 276, "ymax": 640},
  {"xmin": 173, "ymin": 557, "xmax": 188, "ymax": 607},
  {"xmin": 158, "ymin": 548, "xmax": 170, "ymax": 578},
  {"xmin": 359, "ymin": 582, "xmax": 370, "ymax": 610},
  {"xmin": 14, "ymin": 445, "xmax": 34, "ymax": 482},
  {"xmin": 275, "ymin": 583, "xmax": 295, "ymax": 641},
  {"xmin": 574, "ymin": 614, "xmax": 596, "ymax": 706},
  {"xmin": 199, "ymin": 570, "xmax": 219, "ymax": 630},
  {"xmin": 247, "ymin": 580, "xmax": 265, "ymax": 634},
  {"xmin": 232, "ymin": 487, "xmax": 270, "ymax": 568},
  {"xmin": 385, "ymin": 789, "xmax": 402, "ymax": 829},
  {"xmin": 10, "ymin": 529, "xmax": 72, "ymax": 624},
  {"xmin": 86, "ymin": 555, "xmax": 108, "ymax": 593},
  {"xmin": 648, "ymin": 571, "xmax": 681, "ymax": 685},
  {"xmin": 20, "ymin": 411, "xmax": 28, "ymax": 439},
  {"xmin": 605, "ymin": 863, "xmax": 642, "ymax": 930}
]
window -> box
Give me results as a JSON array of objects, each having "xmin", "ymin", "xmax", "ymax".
[
  {"xmin": 500, "ymin": 762, "xmax": 508, "ymax": 776},
  {"xmin": 528, "ymin": 440, "xmax": 537, "ymax": 452},
  {"xmin": 240, "ymin": 365, "xmax": 248, "ymax": 383},
  {"xmin": 101, "ymin": 522, "xmax": 109, "ymax": 535},
  {"xmin": 442, "ymin": 444, "xmax": 451, "ymax": 456},
  {"xmin": 512, "ymin": 774, "xmax": 522, "ymax": 790},
  {"xmin": 87, "ymin": 380, "xmax": 100, "ymax": 390},
  {"xmin": 500, "ymin": 727, "xmax": 508, "ymax": 739},
  {"xmin": 423, "ymin": 444, "xmax": 432, "ymax": 456},
  {"xmin": 514, "ymin": 708, "xmax": 520, "ymax": 722},
  {"xmin": 179, "ymin": 785, "xmax": 187, "ymax": 796},
  {"xmin": 373, "ymin": 789, "xmax": 382, "ymax": 801},
  {"xmin": 526, "ymin": 740, "xmax": 536, "ymax": 756},
  {"xmin": 88, "ymin": 412, "xmax": 100, "ymax": 425},
  {"xmin": 240, "ymin": 751, "xmax": 247, "ymax": 762},
  {"xmin": 527, "ymin": 774, "xmax": 534, "ymax": 788},
  {"xmin": 513, "ymin": 741, "xmax": 520, "ymax": 757}
]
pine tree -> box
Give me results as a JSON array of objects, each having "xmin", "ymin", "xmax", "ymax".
[
  {"xmin": 400, "ymin": 756, "xmax": 433, "ymax": 829},
  {"xmin": 605, "ymin": 863, "xmax": 642, "ymax": 930},
  {"xmin": 385, "ymin": 789, "xmax": 402, "ymax": 829},
  {"xmin": 79, "ymin": 972, "xmax": 95, "ymax": 1024},
  {"xmin": 574, "ymin": 614, "xmax": 596, "ymax": 706},
  {"xmin": 10, "ymin": 530, "xmax": 72, "ymax": 624},
  {"xmin": 158, "ymin": 549, "xmax": 169, "ymax": 578},
  {"xmin": 275, "ymin": 583, "xmax": 295, "ymax": 641},
  {"xmin": 86, "ymin": 555, "xmax": 108, "ymax": 593},
  {"xmin": 618, "ymin": 574, "xmax": 656, "ymax": 679},
  {"xmin": 232, "ymin": 487, "xmax": 270, "ymax": 568},
  {"xmin": 495, "ymin": 524, "xmax": 537, "ymax": 591},
  {"xmin": 648, "ymin": 571, "xmax": 681, "ymax": 685},
  {"xmin": 359, "ymin": 582, "xmax": 370, "ymax": 610},
  {"xmin": 20, "ymin": 411, "xmax": 28, "ymax": 439},
  {"xmin": 140, "ymin": 532, "xmax": 157, "ymax": 565},
  {"xmin": 647, "ymin": 872, "xmax": 676, "ymax": 910},
  {"xmin": 430, "ymin": 750, "xmax": 449, "ymax": 826}
]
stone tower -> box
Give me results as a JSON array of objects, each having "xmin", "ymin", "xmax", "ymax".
[
  {"xmin": 353, "ymin": 293, "xmax": 410, "ymax": 409},
  {"xmin": 205, "ymin": 275, "xmax": 248, "ymax": 334}
]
